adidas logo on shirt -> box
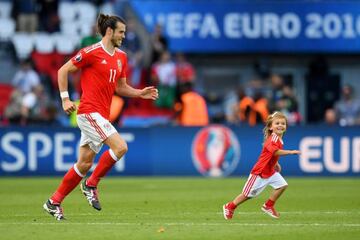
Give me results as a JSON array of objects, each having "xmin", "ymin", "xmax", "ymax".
[{"xmin": 101, "ymin": 59, "xmax": 107, "ymax": 64}]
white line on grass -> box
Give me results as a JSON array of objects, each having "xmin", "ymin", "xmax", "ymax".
[
  {"xmin": 0, "ymin": 222, "xmax": 359, "ymax": 227},
  {"xmin": 9, "ymin": 210, "xmax": 360, "ymax": 217}
]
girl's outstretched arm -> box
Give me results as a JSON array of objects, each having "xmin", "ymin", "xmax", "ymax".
[{"xmin": 274, "ymin": 150, "xmax": 301, "ymax": 156}]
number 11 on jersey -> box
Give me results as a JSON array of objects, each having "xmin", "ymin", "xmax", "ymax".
[{"xmin": 109, "ymin": 69, "xmax": 116, "ymax": 83}]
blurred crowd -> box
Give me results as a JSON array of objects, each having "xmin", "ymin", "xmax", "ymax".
[
  {"xmin": 0, "ymin": 0, "xmax": 359, "ymax": 127},
  {"xmin": 325, "ymin": 84, "xmax": 360, "ymax": 126}
]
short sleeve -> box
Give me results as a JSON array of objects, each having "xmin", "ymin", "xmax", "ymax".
[
  {"xmin": 265, "ymin": 138, "xmax": 281, "ymax": 154},
  {"xmin": 71, "ymin": 49, "xmax": 90, "ymax": 68}
]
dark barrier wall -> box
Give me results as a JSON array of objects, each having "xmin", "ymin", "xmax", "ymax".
[{"xmin": 0, "ymin": 125, "xmax": 359, "ymax": 177}]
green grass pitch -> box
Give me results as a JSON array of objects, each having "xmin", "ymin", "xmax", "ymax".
[{"xmin": 0, "ymin": 177, "xmax": 359, "ymax": 240}]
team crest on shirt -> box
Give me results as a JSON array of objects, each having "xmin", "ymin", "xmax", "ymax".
[
  {"xmin": 117, "ymin": 59, "xmax": 122, "ymax": 71},
  {"xmin": 74, "ymin": 53, "xmax": 82, "ymax": 62}
]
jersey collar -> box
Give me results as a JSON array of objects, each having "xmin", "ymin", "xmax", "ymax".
[
  {"xmin": 100, "ymin": 41, "xmax": 115, "ymax": 56},
  {"xmin": 272, "ymin": 132, "xmax": 284, "ymax": 144}
]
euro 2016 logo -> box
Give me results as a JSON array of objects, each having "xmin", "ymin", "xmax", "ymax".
[{"xmin": 191, "ymin": 125, "xmax": 240, "ymax": 177}]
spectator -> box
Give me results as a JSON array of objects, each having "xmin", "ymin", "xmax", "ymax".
[
  {"xmin": 236, "ymin": 87, "xmax": 254, "ymax": 125},
  {"xmin": 11, "ymin": 58, "xmax": 40, "ymax": 94},
  {"xmin": 174, "ymin": 82, "xmax": 208, "ymax": 126},
  {"xmin": 249, "ymin": 91, "xmax": 269, "ymax": 126},
  {"xmin": 150, "ymin": 24, "xmax": 168, "ymax": 64},
  {"xmin": 334, "ymin": 84, "xmax": 360, "ymax": 126},
  {"xmin": 4, "ymin": 90, "xmax": 23, "ymax": 124},
  {"xmin": 275, "ymin": 85, "xmax": 301, "ymax": 125},
  {"xmin": 38, "ymin": 0, "xmax": 59, "ymax": 33},
  {"xmin": 151, "ymin": 51, "xmax": 177, "ymax": 109},
  {"xmin": 268, "ymin": 74, "xmax": 285, "ymax": 111},
  {"xmin": 20, "ymin": 84, "xmax": 48, "ymax": 125},
  {"xmin": 12, "ymin": 0, "xmax": 39, "ymax": 32},
  {"xmin": 175, "ymin": 52, "xmax": 196, "ymax": 109},
  {"xmin": 223, "ymin": 89, "xmax": 238, "ymax": 124},
  {"xmin": 206, "ymin": 92, "xmax": 225, "ymax": 123},
  {"xmin": 122, "ymin": 18, "xmax": 143, "ymax": 87},
  {"xmin": 324, "ymin": 108, "xmax": 337, "ymax": 125},
  {"xmin": 175, "ymin": 52, "xmax": 195, "ymax": 84}
]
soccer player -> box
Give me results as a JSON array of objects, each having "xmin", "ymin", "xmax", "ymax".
[
  {"xmin": 223, "ymin": 111, "xmax": 300, "ymax": 219},
  {"xmin": 43, "ymin": 13, "xmax": 158, "ymax": 220}
]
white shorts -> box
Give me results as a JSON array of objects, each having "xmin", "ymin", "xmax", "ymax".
[
  {"xmin": 77, "ymin": 112, "xmax": 117, "ymax": 153},
  {"xmin": 242, "ymin": 172, "xmax": 288, "ymax": 198}
]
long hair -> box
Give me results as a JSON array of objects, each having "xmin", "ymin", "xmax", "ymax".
[
  {"xmin": 262, "ymin": 111, "xmax": 288, "ymax": 142},
  {"xmin": 97, "ymin": 13, "xmax": 126, "ymax": 36}
]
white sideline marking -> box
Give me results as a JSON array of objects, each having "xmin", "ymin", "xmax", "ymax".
[
  {"xmin": 0, "ymin": 222, "xmax": 359, "ymax": 227},
  {"xmin": 9, "ymin": 210, "xmax": 360, "ymax": 217}
]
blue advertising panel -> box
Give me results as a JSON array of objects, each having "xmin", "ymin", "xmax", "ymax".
[
  {"xmin": 0, "ymin": 125, "xmax": 359, "ymax": 177},
  {"xmin": 130, "ymin": 1, "xmax": 360, "ymax": 53}
]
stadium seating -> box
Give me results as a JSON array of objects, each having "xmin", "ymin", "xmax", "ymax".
[
  {"xmin": 99, "ymin": 2, "xmax": 115, "ymax": 15},
  {"xmin": 0, "ymin": 1, "xmax": 12, "ymax": 19},
  {"xmin": 12, "ymin": 33, "xmax": 35, "ymax": 59},
  {"xmin": 0, "ymin": 18, "xmax": 15, "ymax": 41},
  {"xmin": 53, "ymin": 34, "xmax": 77, "ymax": 55},
  {"xmin": 76, "ymin": 1, "xmax": 97, "ymax": 24},
  {"xmin": 60, "ymin": 21, "xmax": 80, "ymax": 36},
  {"xmin": 2, "ymin": 0, "xmax": 163, "ymax": 126},
  {"xmin": 31, "ymin": 51, "xmax": 54, "ymax": 75},
  {"xmin": 79, "ymin": 23, "xmax": 93, "ymax": 37},
  {"xmin": 34, "ymin": 33, "xmax": 56, "ymax": 54},
  {"xmin": 58, "ymin": 2, "xmax": 77, "ymax": 22}
]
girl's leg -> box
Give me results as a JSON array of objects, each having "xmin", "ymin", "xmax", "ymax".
[
  {"xmin": 233, "ymin": 193, "xmax": 250, "ymax": 206},
  {"xmin": 223, "ymin": 193, "xmax": 252, "ymax": 220},
  {"xmin": 264, "ymin": 172, "xmax": 288, "ymax": 209},
  {"xmin": 262, "ymin": 185, "xmax": 288, "ymax": 218},
  {"xmin": 269, "ymin": 185, "xmax": 288, "ymax": 202}
]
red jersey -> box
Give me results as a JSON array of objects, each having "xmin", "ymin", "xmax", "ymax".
[
  {"xmin": 71, "ymin": 42, "xmax": 127, "ymax": 119},
  {"xmin": 251, "ymin": 133, "xmax": 284, "ymax": 178}
]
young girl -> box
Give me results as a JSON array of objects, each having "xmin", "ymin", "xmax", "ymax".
[{"xmin": 223, "ymin": 111, "xmax": 300, "ymax": 219}]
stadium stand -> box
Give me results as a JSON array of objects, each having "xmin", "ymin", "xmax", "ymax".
[{"xmin": 2, "ymin": 0, "xmax": 358, "ymax": 127}]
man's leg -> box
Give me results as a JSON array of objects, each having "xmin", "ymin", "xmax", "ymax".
[
  {"xmin": 81, "ymin": 133, "xmax": 127, "ymax": 210},
  {"xmin": 86, "ymin": 133, "xmax": 127, "ymax": 187},
  {"xmin": 44, "ymin": 145, "xmax": 95, "ymax": 220}
]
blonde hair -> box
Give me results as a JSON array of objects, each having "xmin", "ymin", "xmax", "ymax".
[{"xmin": 263, "ymin": 111, "xmax": 288, "ymax": 142}]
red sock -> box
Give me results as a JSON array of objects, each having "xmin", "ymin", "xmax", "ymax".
[
  {"xmin": 86, "ymin": 150, "xmax": 117, "ymax": 187},
  {"xmin": 265, "ymin": 199, "xmax": 275, "ymax": 207},
  {"xmin": 50, "ymin": 165, "xmax": 83, "ymax": 204},
  {"xmin": 227, "ymin": 201, "xmax": 237, "ymax": 209}
]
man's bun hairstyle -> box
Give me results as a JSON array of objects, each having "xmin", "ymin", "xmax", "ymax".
[{"xmin": 97, "ymin": 13, "xmax": 126, "ymax": 36}]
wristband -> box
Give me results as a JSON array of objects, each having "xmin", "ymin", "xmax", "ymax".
[{"xmin": 60, "ymin": 91, "xmax": 69, "ymax": 99}]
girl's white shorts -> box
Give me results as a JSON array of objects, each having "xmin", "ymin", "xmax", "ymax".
[{"xmin": 242, "ymin": 172, "xmax": 288, "ymax": 198}]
